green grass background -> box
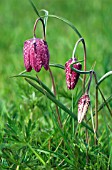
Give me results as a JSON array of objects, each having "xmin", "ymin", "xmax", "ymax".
[{"xmin": 0, "ymin": 0, "xmax": 112, "ymax": 169}]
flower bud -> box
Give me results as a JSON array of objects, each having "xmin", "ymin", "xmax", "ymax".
[
  {"xmin": 78, "ymin": 93, "xmax": 90, "ymax": 123},
  {"xmin": 23, "ymin": 38, "xmax": 50, "ymax": 72},
  {"xmin": 65, "ymin": 58, "xmax": 82, "ymax": 90}
]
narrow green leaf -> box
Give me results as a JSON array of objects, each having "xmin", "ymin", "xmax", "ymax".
[
  {"xmin": 49, "ymin": 63, "xmax": 65, "ymax": 70},
  {"xmin": 25, "ymin": 78, "xmax": 94, "ymax": 133},
  {"xmin": 29, "ymin": 0, "xmax": 40, "ymax": 17},
  {"xmin": 87, "ymin": 94, "xmax": 112, "ymax": 122},
  {"xmin": 36, "ymin": 149, "xmax": 74, "ymax": 165},
  {"xmin": 27, "ymin": 143, "xmax": 46, "ymax": 166},
  {"xmin": 47, "ymin": 14, "xmax": 82, "ymax": 38},
  {"xmin": 98, "ymin": 88, "xmax": 112, "ymax": 116},
  {"xmin": 12, "ymin": 74, "xmax": 55, "ymax": 97},
  {"xmin": 97, "ymin": 71, "xmax": 112, "ymax": 86}
]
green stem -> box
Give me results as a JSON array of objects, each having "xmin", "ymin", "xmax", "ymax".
[
  {"xmin": 33, "ymin": 17, "xmax": 46, "ymax": 41},
  {"xmin": 72, "ymin": 38, "xmax": 84, "ymax": 59},
  {"xmin": 82, "ymin": 39, "xmax": 87, "ymax": 93},
  {"xmin": 47, "ymin": 14, "xmax": 82, "ymax": 38},
  {"xmin": 48, "ymin": 67, "xmax": 62, "ymax": 128},
  {"xmin": 70, "ymin": 64, "xmax": 91, "ymax": 75},
  {"xmin": 49, "ymin": 63, "xmax": 65, "ymax": 70},
  {"xmin": 98, "ymin": 88, "xmax": 112, "ymax": 116},
  {"xmin": 71, "ymin": 38, "xmax": 87, "ymax": 92},
  {"xmin": 93, "ymin": 72, "xmax": 98, "ymax": 144},
  {"xmin": 85, "ymin": 116, "xmax": 89, "ymax": 164},
  {"xmin": 86, "ymin": 71, "xmax": 93, "ymax": 94},
  {"xmin": 87, "ymin": 94, "xmax": 112, "ymax": 122}
]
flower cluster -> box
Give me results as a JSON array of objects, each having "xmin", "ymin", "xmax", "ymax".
[{"xmin": 23, "ymin": 17, "xmax": 90, "ymax": 124}]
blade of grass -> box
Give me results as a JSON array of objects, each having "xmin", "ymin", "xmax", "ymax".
[{"xmin": 27, "ymin": 143, "xmax": 46, "ymax": 166}]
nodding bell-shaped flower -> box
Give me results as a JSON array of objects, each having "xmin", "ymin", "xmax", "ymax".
[
  {"xmin": 23, "ymin": 38, "xmax": 49, "ymax": 72},
  {"xmin": 78, "ymin": 93, "xmax": 90, "ymax": 123},
  {"xmin": 65, "ymin": 58, "xmax": 82, "ymax": 90},
  {"xmin": 23, "ymin": 18, "xmax": 50, "ymax": 72}
]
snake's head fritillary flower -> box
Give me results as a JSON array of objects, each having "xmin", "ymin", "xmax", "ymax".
[
  {"xmin": 23, "ymin": 38, "xmax": 50, "ymax": 72},
  {"xmin": 78, "ymin": 93, "xmax": 90, "ymax": 123},
  {"xmin": 65, "ymin": 58, "xmax": 82, "ymax": 90}
]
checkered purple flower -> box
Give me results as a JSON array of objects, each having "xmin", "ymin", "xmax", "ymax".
[
  {"xmin": 78, "ymin": 93, "xmax": 90, "ymax": 123},
  {"xmin": 65, "ymin": 58, "xmax": 82, "ymax": 90},
  {"xmin": 23, "ymin": 38, "xmax": 50, "ymax": 72}
]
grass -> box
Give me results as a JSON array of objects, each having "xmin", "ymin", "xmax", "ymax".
[{"xmin": 0, "ymin": 0, "xmax": 112, "ymax": 169}]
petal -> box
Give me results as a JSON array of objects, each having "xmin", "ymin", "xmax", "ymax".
[
  {"xmin": 23, "ymin": 40, "xmax": 32, "ymax": 72},
  {"xmin": 65, "ymin": 58, "xmax": 81, "ymax": 90},
  {"xmin": 41, "ymin": 41, "xmax": 50, "ymax": 70},
  {"xmin": 78, "ymin": 93, "xmax": 90, "ymax": 123},
  {"xmin": 30, "ymin": 39, "xmax": 42, "ymax": 72}
]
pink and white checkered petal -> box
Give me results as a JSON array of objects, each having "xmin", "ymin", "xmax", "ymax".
[
  {"xmin": 78, "ymin": 103, "xmax": 84, "ymax": 123},
  {"xmin": 65, "ymin": 58, "xmax": 72, "ymax": 89},
  {"xmin": 37, "ymin": 40, "xmax": 49, "ymax": 71},
  {"xmin": 78, "ymin": 93, "xmax": 90, "ymax": 123},
  {"xmin": 23, "ymin": 40, "xmax": 32, "ymax": 72},
  {"xmin": 71, "ymin": 62, "xmax": 82, "ymax": 89},
  {"xmin": 65, "ymin": 58, "xmax": 82, "ymax": 90},
  {"xmin": 30, "ymin": 41, "xmax": 42, "ymax": 72}
]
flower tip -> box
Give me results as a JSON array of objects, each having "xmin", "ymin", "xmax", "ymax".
[
  {"xmin": 78, "ymin": 93, "xmax": 90, "ymax": 123},
  {"xmin": 78, "ymin": 119, "xmax": 81, "ymax": 124}
]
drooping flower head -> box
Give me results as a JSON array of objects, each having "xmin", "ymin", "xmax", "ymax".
[
  {"xmin": 23, "ymin": 18, "xmax": 50, "ymax": 72},
  {"xmin": 65, "ymin": 58, "xmax": 82, "ymax": 90},
  {"xmin": 23, "ymin": 38, "xmax": 49, "ymax": 72},
  {"xmin": 78, "ymin": 93, "xmax": 90, "ymax": 123}
]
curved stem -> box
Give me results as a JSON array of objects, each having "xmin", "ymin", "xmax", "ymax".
[
  {"xmin": 41, "ymin": 14, "xmax": 82, "ymax": 38},
  {"xmin": 71, "ymin": 64, "xmax": 91, "ymax": 75},
  {"xmin": 97, "ymin": 71, "xmax": 112, "ymax": 87},
  {"xmin": 72, "ymin": 38, "xmax": 87, "ymax": 93},
  {"xmin": 40, "ymin": 10, "xmax": 49, "ymax": 35},
  {"xmin": 72, "ymin": 38, "xmax": 84, "ymax": 59},
  {"xmin": 33, "ymin": 18, "xmax": 46, "ymax": 41}
]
